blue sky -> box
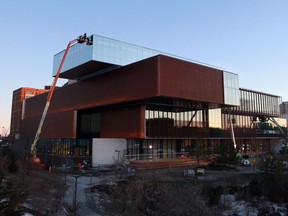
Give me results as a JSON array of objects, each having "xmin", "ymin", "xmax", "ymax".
[{"xmin": 1, "ymin": 0, "xmax": 288, "ymax": 135}]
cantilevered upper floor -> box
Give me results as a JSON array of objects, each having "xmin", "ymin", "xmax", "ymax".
[
  {"xmin": 53, "ymin": 34, "xmax": 240, "ymax": 107},
  {"xmin": 53, "ymin": 34, "xmax": 162, "ymax": 79}
]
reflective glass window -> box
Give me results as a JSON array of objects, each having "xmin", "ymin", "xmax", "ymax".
[
  {"xmin": 54, "ymin": 34, "xmax": 227, "ymax": 77},
  {"xmin": 209, "ymin": 109, "xmax": 222, "ymax": 128},
  {"xmin": 237, "ymin": 89, "xmax": 281, "ymax": 116},
  {"xmin": 223, "ymin": 71, "xmax": 240, "ymax": 106}
]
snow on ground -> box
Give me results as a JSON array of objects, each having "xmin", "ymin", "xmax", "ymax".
[
  {"xmin": 221, "ymin": 194, "xmax": 287, "ymax": 216},
  {"xmin": 221, "ymin": 195, "xmax": 257, "ymax": 216}
]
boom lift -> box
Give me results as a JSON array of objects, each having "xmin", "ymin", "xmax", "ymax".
[{"xmin": 30, "ymin": 33, "xmax": 93, "ymax": 164}]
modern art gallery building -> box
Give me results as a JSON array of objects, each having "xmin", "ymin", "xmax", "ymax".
[{"xmin": 18, "ymin": 35, "xmax": 286, "ymax": 166}]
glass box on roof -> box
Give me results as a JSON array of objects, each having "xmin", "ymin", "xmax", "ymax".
[{"xmin": 52, "ymin": 34, "xmax": 160, "ymax": 78}]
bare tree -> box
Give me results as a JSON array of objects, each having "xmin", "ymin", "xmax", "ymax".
[{"xmin": 98, "ymin": 173, "xmax": 222, "ymax": 216}]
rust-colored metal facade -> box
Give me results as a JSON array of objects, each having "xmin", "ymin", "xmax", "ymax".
[
  {"xmin": 101, "ymin": 105, "xmax": 145, "ymax": 138},
  {"xmin": 159, "ymin": 56, "xmax": 224, "ymax": 104},
  {"xmin": 21, "ymin": 111, "xmax": 76, "ymax": 139},
  {"xmin": 10, "ymin": 87, "xmax": 48, "ymax": 138},
  {"xmin": 21, "ymin": 55, "xmax": 225, "ymax": 139}
]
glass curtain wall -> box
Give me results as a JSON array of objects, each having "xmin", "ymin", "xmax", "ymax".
[
  {"xmin": 223, "ymin": 71, "xmax": 240, "ymax": 106},
  {"xmin": 77, "ymin": 110, "xmax": 101, "ymax": 138},
  {"xmin": 127, "ymin": 138, "xmax": 210, "ymax": 160},
  {"xmin": 209, "ymin": 109, "xmax": 222, "ymax": 137},
  {"xmin": 220, "ymin": 88, "xmax": 284, "ymax": 154},
  {"xmin": 221, "ymin": 88, "xmax": 283, "ymax": 139},
  {"xmin": 237, "ymin": 88, "xmax": 281, "ymax": 116},
  {"xmin": 35, "ymin": 138, "xmax": 91, "ymax": 167},
  {"xmin": 145, "ymin": 104, "xmax": 209, "ymax": 138},
  {"xmin": 141, "ymin": 100, "xmax": 211, "ymax": 160},
  {"xmin": 51, "ymin": 138, "xmax": 91, "ymax": 156}
]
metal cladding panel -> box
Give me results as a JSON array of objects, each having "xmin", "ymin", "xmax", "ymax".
[
  {"xmin": 24, "ymin": 95, "xmax": 46, "ymax": 118},
  {"xmin": 41, "ymin": 111, "xmax": 77, "ymax": 138},
  {"xmin": 158, "ymin": 55, "xmax": 224, "ymax": 104},
  {"xmin": 22, "ymin": 55, "xmax": 226, "ymax": 139},
  {"xmin": 24, "ymin": 56, "xmax": 160, "ymax": 118},
  {"xmin": 25, "ymin": 55, "xmax": 226, "ymax": 118},
  {"xmin": 101, "ymin": 105, "xmax": 145, "ymax": 138},
  {"xmin": 20, "ymin": 117, "xmax": 39, "ymax": 140},
  {"xmin": 20, "ymin": 111, "xmax": 76, "ymax": 139},
  {"xmin": 22, "ymin": 56, "xmax": 159, "ymax": 139}
]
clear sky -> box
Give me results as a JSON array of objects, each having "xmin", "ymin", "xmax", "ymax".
[{"xmin": 1, "ymin": 0, "xmax": 288, "ymax": 136}]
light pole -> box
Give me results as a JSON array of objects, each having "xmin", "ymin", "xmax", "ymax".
[
  {"xmin": 87, "ymin": 173, "xmax": 93, "ymax": 185},
  {"xmin": 115, "ymin": 150, "xmax": 120, "ymax": 163},
  {"xmin": 64, "ymin": 155, "xmax": 67, "ymax": 185},
  {"xmin": 71, "ymin": 175, "xmax": 81, "ymax": 216}
]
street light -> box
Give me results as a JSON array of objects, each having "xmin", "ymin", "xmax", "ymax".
[{"xmin": 71, "ymin": 175, "xmax": 82, "ymax": 216}]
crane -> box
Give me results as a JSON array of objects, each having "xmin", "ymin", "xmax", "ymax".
[{"xmin": 30, "ymin": 33, "xmax": 93, "ymax": 164}]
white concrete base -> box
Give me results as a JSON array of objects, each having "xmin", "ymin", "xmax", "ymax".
[{"xmin": 92, "ymin": 138, "xmax": 127, "ymax": 166}]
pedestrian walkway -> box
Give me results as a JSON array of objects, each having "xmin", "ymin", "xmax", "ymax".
[{"xmin": 60, "ymin": 174, "xmax": 102, "ymax": 216}]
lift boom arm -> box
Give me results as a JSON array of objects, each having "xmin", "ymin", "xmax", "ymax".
[{"xmin": 30, "ymin": 34, "xmax": 89, "ymax": 155}]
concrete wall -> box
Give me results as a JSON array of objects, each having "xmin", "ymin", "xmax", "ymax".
[{"xmin": 92, "ymin": 138, "xmax": 127, "ymax": 166}]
